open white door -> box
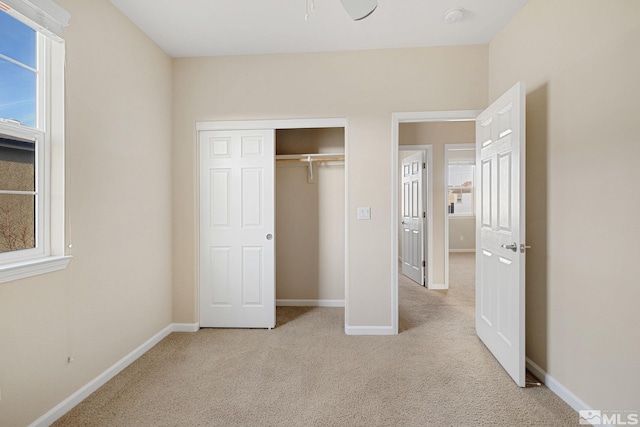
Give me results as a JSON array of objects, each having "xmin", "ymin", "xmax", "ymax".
[
  {"xmin": 476, "ymin": 82, "xmax": 526, "ymax": 386},
  {"xmin": 199, "ymin": 130, "xmax": 275, "ymax": 328},
  {"xmin": 401, "ymin": 152, "xmax": 424, "ymax": 285}
]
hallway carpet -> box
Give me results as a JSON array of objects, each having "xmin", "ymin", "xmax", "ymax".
[{"xmin": 55, "ymin": 254, "xmax": 578, "ymax": 426}]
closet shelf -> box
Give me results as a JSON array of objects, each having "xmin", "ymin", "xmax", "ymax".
[
  {"xmin": 275, "ymin": 153, "xmax": 344, "ymax": 183},
  {"xmin": 275, "ymin": 153, "xmax": 344, "ymax": 163}
]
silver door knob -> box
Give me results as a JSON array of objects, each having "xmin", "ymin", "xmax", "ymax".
[
  {"xmin": 501, "ymin": 242, "xmax": 517, "ymax": 252},
  {"xmin": 266, "ymin": 234, "xmax": 273, "ymax": 240}
]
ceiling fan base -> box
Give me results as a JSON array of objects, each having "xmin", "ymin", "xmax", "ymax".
[{"xmin": 340, "ymin": 0, "xmax": 378, "ymax": 21}]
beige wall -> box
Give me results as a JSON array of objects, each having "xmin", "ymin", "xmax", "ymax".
[
  {"xmin": 399, "ymin": 122, "xmax": 475, "ymax": 284},
  {"xmin": 172, "ymin": 46, "xmax": 488, "ymax": 327},
  {"xmin": 490, "ymin": 0, "xmax": 640, "ymax": 410},
  {"xmin": 449, "ymin": 218, "xmax": 475, "ymax": 251},
  {"xmin": 275, "ymin": 128, "xmax": 345, "ymax": 301},
  {"xmin": 0, "ymin": 1, "xmax": 174, "ymax": 425}
]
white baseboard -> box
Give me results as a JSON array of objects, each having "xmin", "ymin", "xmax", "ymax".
[
  {"xmin": 345, "ymin": 325, "xmax": 395, "ymax": 335},
  {"xmin": 30, "ymin": 323, "xmax": 198, "ymax": 427},
  {"xmin": 526, "ymin": 357, "xmax": 591, "ymax": 414},
  {"xmin": 449, "ymin": 249, "xmax": 475, "ymax": 253},
  {"xmin": 429, "ymin": 283, "xmax": 448, "ymax": 290},
  {"xmin": 276, "ymin": 299, "xmax": 345, "ymax": 307},
  {"xmin": 173, "ymin": 322, "xmax": 200, "ymax": 332}
]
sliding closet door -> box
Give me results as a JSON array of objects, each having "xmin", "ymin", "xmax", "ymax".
[{"xmin": 199, "ymin": 130, "xmax": 275, "ymax": 328}]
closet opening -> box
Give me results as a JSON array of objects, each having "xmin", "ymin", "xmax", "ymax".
[
  {"xmin": 196, "ymin": 118, "xmax": 347, "ymax": 329},
  {"xmin": 275, "ymin": 128, "xmax": 346, "ymax": 308}
]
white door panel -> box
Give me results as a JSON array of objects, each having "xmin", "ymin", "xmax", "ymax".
[
  {"xmin": 199, "ymin": 130, "xmax": 275, "ymax": 328},
  {"xmin": 401, "ymin": 152, "xmax": 424, "ymax": 285},
  {"xmin": 476, "ymin": 82, "xmax": 526, "ymax": 386}
]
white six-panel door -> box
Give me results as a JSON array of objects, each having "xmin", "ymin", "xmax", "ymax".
[
  {"xmin": 401, "ymin": 152, "xmax": 424, "ymax": 285},
  {"xmin": 476, "ymin": 82, "xmax": 526, "ymax": 386},
  {"xmin": 199, "ymin": 130, "xmax": 275, "ymax": 328}
]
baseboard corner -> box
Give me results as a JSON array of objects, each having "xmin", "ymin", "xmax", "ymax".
[
  {"xmin": 173, "ymin": 322, "xmax": 200, "ymax": 332},
  {"xmin": 526, "ymin": 357, "xmax": 591, "ymax": 414}
]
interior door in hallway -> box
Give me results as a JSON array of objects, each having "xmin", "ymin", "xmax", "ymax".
[
  {"xmin": 401, "ymin": 151, "xmax": 424, "ymax": 285},
  {"xmin": 199, "ymin": 129, "xmax": 275, "ymax": 328},
  {"xmin": 476, "ymin": 82, "xmax": 526, "ymax": 386}
]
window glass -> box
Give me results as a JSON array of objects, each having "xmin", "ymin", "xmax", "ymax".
[
  {"xmin": 0, "ymin": 11, "xmax": 37, "ymax": 128},
  {"xmin": 0, "ymin": 137, "xmax": 35, "ymax": 191},
  {"xmin": 0, "ymin": 9, "xmax": 39, "ymax": 256},
  {"xmin": 0, "ymin": 193, "xmax": 35, "ymax": 253},
  {"xmin": 0, "ymin": 57, "xmax": 37, "ymax": 127},
  {"xmin": 0, "ymin": 11, "xmax": 36, "ymax": 68},
  {"xmin": 0, "ymin": 137, "xmax": 36, "ymax": 254}
]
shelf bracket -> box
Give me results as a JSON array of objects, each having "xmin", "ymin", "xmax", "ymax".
[{"xmin": 307, "ymin": 155, "xmax": 315, "ymax": 183}]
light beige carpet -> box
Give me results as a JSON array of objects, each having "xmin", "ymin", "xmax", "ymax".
[{"xmin": 54, "ymin": 254, "xmax": 579, "ymax": 426}]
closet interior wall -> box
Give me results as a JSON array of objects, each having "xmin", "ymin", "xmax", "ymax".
[{"xmin": 275, "ymin": 128, "xmax": 345, "ymax": 304}]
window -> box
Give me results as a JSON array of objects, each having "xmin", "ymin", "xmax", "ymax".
[
  {"xmin": 0, "ymin": 1, "xmax": 70, "ymax": 282},
  {"xmin": 0, "ymin": 11, "xmax": 42, "ymax": 259},
  {"xmin": 448, "ymin": 163, "xmax": 475, "ymax": 216}
]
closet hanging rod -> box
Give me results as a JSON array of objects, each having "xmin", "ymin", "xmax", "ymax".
[
  {"xmin": 275, "ymin": 153, "xmax": 344, "ymax": 163},
  {"xmin": 275, "ymin": 157, "xmax": 345, "ymax": 163}
]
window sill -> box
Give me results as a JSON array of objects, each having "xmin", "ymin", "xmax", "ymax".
[{"xmin": 0, "ymin": 255, "xmax": 72, "ymax": 284}]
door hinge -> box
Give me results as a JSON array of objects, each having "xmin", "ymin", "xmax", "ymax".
[
  {"xmin": 422, "ymin": 162, "xmax": 426, "ymax": 169},
  {"xmin": 422, "ymin": 260, "xmax": 426, "ymax": 267},
  {"xmin": 423, "ymin": 212, "xmax": 426, "ymax": 218}
]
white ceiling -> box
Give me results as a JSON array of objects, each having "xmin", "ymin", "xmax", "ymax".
[{"xmin": 109, "ymin": 0, "xmax": 529, "ymax": 58}]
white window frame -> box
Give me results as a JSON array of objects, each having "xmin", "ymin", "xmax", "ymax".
[{"xmin": 0, "ymin": 3, "xmax": 70, "ymax": 283}]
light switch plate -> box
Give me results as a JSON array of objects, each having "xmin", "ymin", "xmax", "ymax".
[{"xmin": 357, "ymin": 207, "xmax": 371, "ymax": 220}]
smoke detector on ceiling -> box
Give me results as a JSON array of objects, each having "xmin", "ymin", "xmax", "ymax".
[{"xmin": 444, "ymin": 8, "xmax": 465, "ymax": 24}]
